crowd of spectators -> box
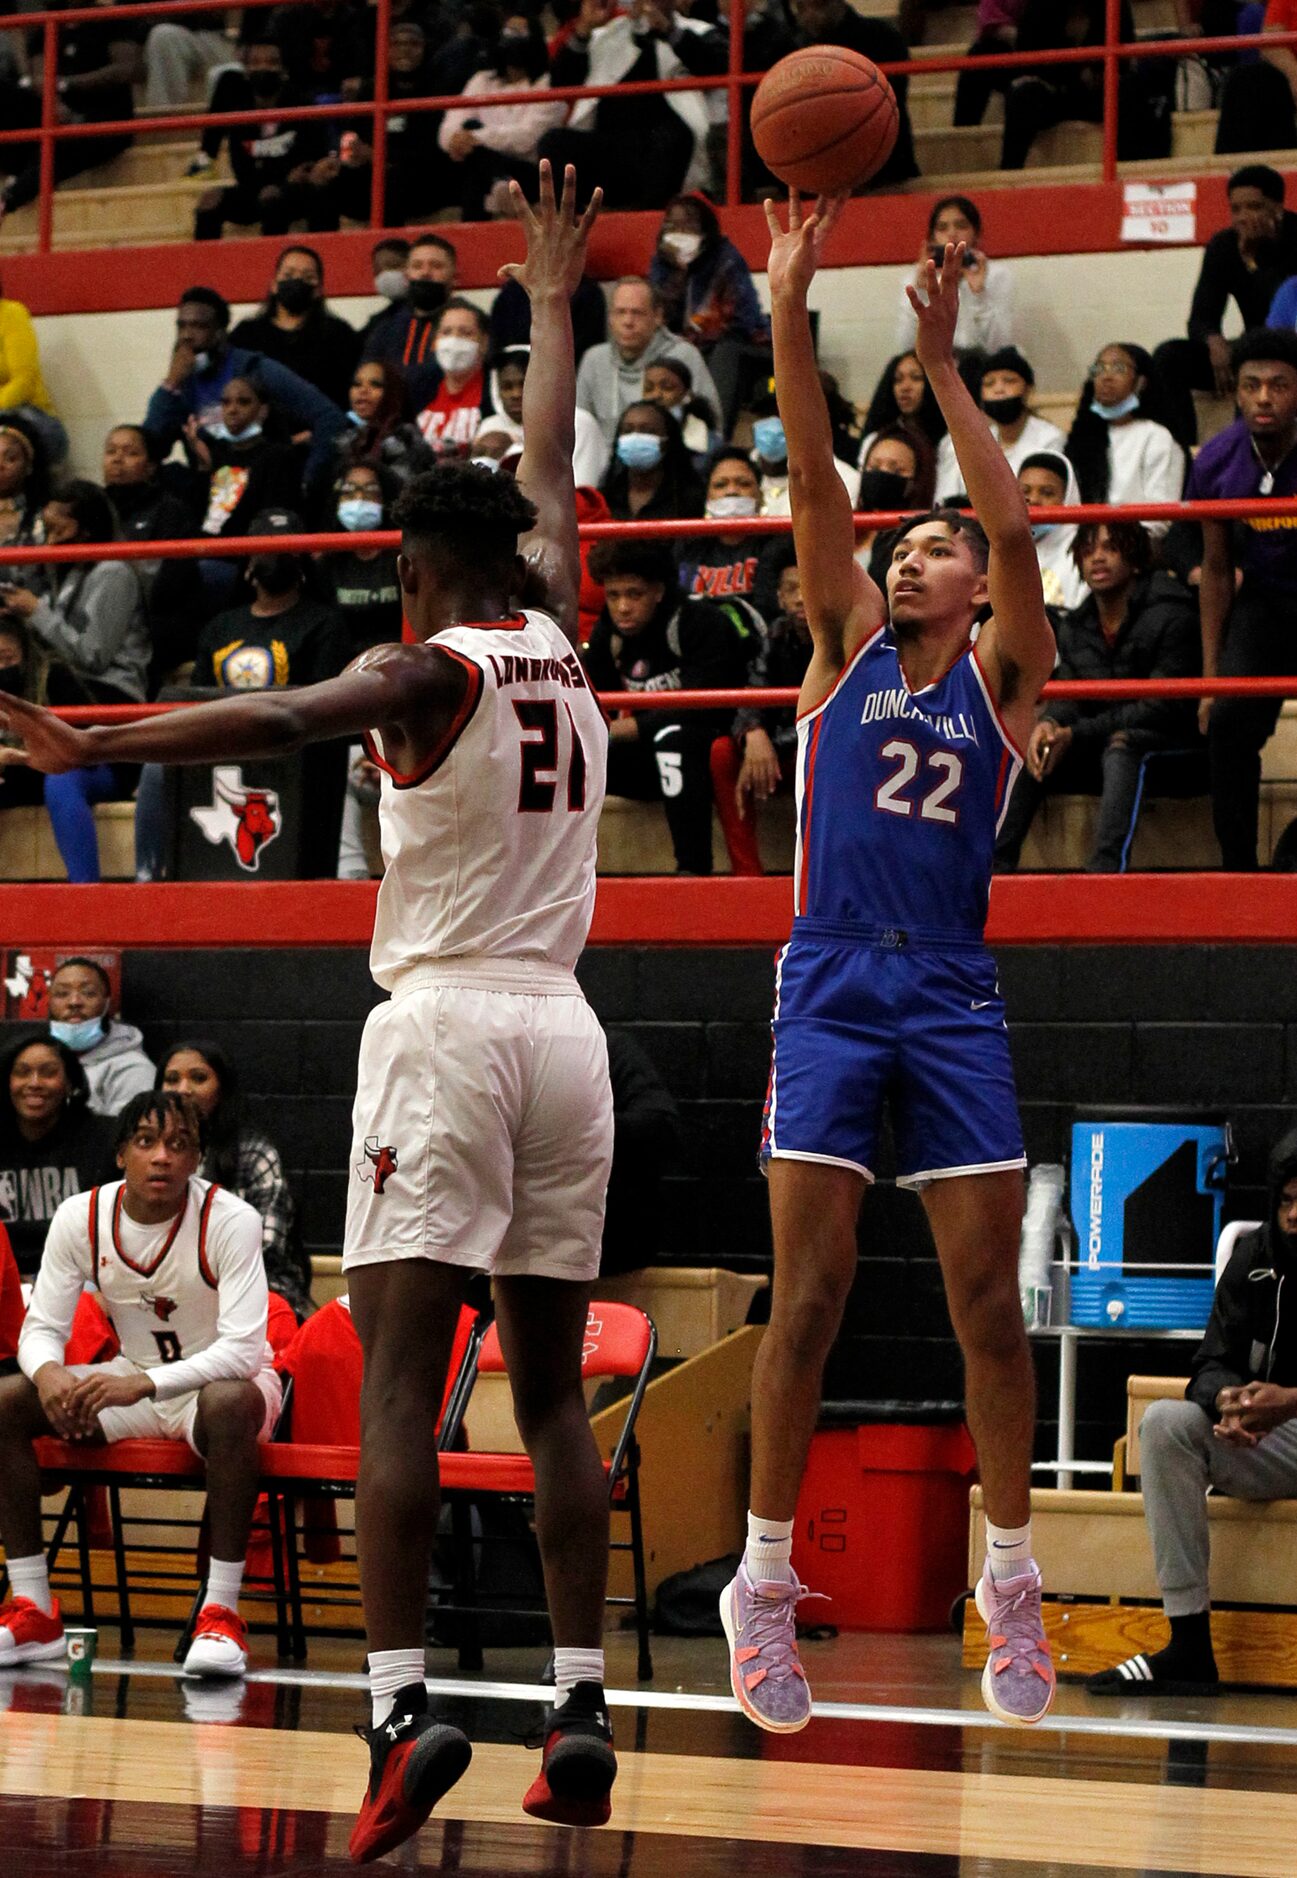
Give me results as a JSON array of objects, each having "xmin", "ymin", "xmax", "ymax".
[{"xmin": 6, "ymin": 24, "xmax": 1297, "ymax": 873}]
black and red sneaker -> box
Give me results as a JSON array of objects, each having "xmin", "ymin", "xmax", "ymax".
[
  {"xmin": 521, "ymin": 1681, "xmax": 617, "ymax": 1828},
  {"xmin": 348, "ymin": 1680, "xmax": 472, "ymax": 1864}
]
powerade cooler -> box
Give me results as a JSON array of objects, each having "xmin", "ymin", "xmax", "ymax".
[{"xmin": 1068, "ymin": 1119, "xmax": 1229, "ymax": 1329}]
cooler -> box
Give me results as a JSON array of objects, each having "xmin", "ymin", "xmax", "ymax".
[
  {"xmin": 1068, "ymin": 1117, "xmax": 1228, "ymax": 1330},
  {"xmin": 791, "ymin": 1405, "xmax": 977, "ymax": 1631}
]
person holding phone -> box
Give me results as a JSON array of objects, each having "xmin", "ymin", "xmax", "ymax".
[{"xmin": 896, "ymin": 197, "xmax": 1017, "ymax": 360}]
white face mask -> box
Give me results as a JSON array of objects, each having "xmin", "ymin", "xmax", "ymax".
[
  {"xmin": 662, "ymin": 230, "xmax": 703, "ymax": 266},
  {"xmin": 706, "ymin": 494, "xmax": 758, "ymax": 520},
  {"xmin": 435, "ymin": 335, "xmax": 481, "ymax": 378}
]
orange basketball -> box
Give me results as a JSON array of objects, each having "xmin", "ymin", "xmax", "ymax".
[{"xmin": 751, "ymin": 46, "xmax": 899, "ymax": 197}]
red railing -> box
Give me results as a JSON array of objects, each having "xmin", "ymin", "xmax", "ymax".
[
  {"xmin": 2, "ymin": 0, "xmax": 1296, "ymax": 253},
  {"xmin": 4, "ymin": 493, "xmax": 1296, "ymax": 717}
]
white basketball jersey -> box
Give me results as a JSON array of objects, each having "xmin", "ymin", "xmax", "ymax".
[
  {"xmin": 86, "ymin": 1177, "xmax": 246, "ymax": 1372},
  {"xmin": 367, "ymin": 609, "xmax": 608, "ymax": 988}
]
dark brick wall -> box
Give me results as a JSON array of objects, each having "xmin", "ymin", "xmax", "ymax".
[{"xmin": 7, "ymin": 941, "xmax": 1291, "ymax": 1466}]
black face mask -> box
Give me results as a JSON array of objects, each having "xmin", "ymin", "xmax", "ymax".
[
  {"xmin": 407, "ymin": 278, "xmax": 448, "ymax": 316},
  {"xmin": 0, "ymin": 664, "xmax": 24, "ymax": 695},
  {"xmin": 249, "ymin": 554, "xmax": 299, "ymax": 595},
  {"xmin": 983, "ymin": 395, "xmax": 1026, "ymax": 426},
  {"xmin": 274, "ymin": 278, "xmax": 316, "ymax": 316},
  {"xmin": 495, "ymin": 31, "xmax": 532, "ymax": 72},
  {"xmin": 248, "ymin": 68, "xmax": 284, "ymax": 100},
  {"xmin": 857, "ymin": 468, "xmax": 909, "ymax": 511}
]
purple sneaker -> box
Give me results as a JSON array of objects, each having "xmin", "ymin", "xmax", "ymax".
[
  {"xmin": 719, "ymin": 1562, "xmax": 815, "ymax": 1734},
  {"xmin": 974, "ymin": 1562, "xmax": 1056, "ymax": 1726}
]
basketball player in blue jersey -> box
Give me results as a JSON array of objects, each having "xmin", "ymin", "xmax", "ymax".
[{"xmin": 720, "ymin": 194, "xmax": 1059, "ymax": 1734}]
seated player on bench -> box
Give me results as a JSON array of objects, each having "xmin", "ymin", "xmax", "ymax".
[{"xmin": 0, "ymin": 1089, "xmax": 281, "ymax": 1679}]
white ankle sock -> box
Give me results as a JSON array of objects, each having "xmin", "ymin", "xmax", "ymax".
[
  {"xmin": 369, "ymin": 1646, "xmax": 426, "ymax": 1730},
  {"xmin": 744, "ymin": 1511, "xmax": 794, "ymax": 1586},
  {"xmin": 985, "ymin": 1520, "xmax": 1034, "ymax": 1582},
  {"xmin": 553, "ymin": 1646, "xmax": 605, "ymax": 1706},
  {"xmin": 6, "ymin": 1554, "xmax": 53, "ymax": 1617},
  {"xmin": 202, "ymin": 1557, "xmax": 244, "ymax": 1615}
]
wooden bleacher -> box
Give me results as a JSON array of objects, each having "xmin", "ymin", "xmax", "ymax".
[{"xmin": 963, "ymin": 1372, "xmax": 1297, "ymax": 1687}]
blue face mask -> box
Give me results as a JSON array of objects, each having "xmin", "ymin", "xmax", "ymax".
[
  {"xmin": 752, "ymin": 416, "xmax": 786, "ymax": 463},
  {"xmin": 49, "ymin": 1016, "xmax": 104, "ymax": 1053},
  {"xmin": 1030, "ymin": 522, "xmax": 1055, "ymax": 541},
  {"xmin": 1090, "ymin": 393, "xmax": 1141, "ymax": 422},
  {"xmin": 346, "ymin": 409, "xmax": 365, "ymax": 427},
  {"xmin": 338, "ymin": 497, "xmax": 383, "ymax": 532},
  {"xmin": 616, "ymin": 432, "xmax": 664, "ymax": 471},
  {"xmin": 207, "ymin": 420, "xmax": 262, "ymax": 444}
]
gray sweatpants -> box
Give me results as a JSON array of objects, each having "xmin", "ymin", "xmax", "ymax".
[{"xmin": 1140, "ymin": 1397, "xmax": 1297, "ymax": 1617}]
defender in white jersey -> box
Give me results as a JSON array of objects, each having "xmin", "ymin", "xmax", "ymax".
[
  {"xmin": 0, "ymin": 1092, "xmax": 279, "ymax": 1681},
  {"xmin": 0, "ymin": 164, "xmax": 617, "ymax": 1859}
]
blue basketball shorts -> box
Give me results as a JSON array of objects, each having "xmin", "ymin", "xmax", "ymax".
[{"xmin": 760, "ymin": 921, "xmax": 1026, "ymax": 1187}]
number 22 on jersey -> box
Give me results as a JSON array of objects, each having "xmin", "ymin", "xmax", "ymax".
[{"xmin": 873, "ymin": 737, "xmax": 964, "ymax": 825}]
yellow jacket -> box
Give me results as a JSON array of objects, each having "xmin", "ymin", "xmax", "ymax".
[{"xmin": 0, "ymin": 298, "xmax": 54, "ymax": 415}]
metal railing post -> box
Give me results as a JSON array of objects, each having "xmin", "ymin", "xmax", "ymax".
[
  {"xmin": 1102, "ymin": 0, "xmax": 1121, "ymax": 184},
  {"xmin": 725, "ymin": 0, "xmax": 744, "ymax": 208},
  {"xmin": 37, "ymin": 16, "xmax": 58, "ymax": 254},
  {"xmin": 369, "ymin": 0, "xmax": 390, "ymax": 230}
]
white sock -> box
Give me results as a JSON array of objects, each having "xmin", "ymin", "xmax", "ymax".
[
  {"xmin": 985, "ymin": 1520, "xmax": 1034, "ymax": 1582},
  {"xmin": 6, "ymin": 1554, "xmax": 53, "ymax": 1617},
  {"xmin": 202, "ymin": 1557, "xmax": 244, "ymax": 1614},
  {"xmin": 744, "ymin": 1511, "xmax": 794, "ymax": 1586},
  {"xmin": 369, "ymin": 1646, "xmax": 426, "ymax": 1730},
  {"xmin": 553, "ymin": 1646, "xmax": 605, "ymax": 1706}
]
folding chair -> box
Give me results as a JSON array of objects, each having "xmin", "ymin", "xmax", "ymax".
[
  {"xmin": 262, "ymin": 1299, "xmax": 481, "ymax": 1656},
  {"xmin": 436, "ymin": 1301, "xmax": 657, "ymax": 1681}
]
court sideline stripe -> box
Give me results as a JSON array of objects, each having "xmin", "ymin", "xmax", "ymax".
[{"xmin": 88, "ymin": 1657, "xmax": 1297, "ymax": 1749}]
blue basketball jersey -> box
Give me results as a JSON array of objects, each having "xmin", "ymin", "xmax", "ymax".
[{"xmin": 793, "ymin": 625, "xmax": 1022, "ymax": 939}]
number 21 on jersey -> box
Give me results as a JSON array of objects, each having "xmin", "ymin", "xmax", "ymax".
[
  {"xmin": 513, "ymin": 699, "xmax": 588, "ymax": 813},
  {"xmin": 873, "ymin": 737, "xmax": 964, "ymax": 825}
]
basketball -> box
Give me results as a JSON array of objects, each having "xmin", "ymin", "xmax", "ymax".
[{"xmin": 751, "ymin": 46, "xmax": 899, "ymax": 197}]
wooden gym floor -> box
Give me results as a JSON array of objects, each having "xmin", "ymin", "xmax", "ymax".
[{"xmin": 3, "ymin": 1626, "xmax": 1297, "ymax": 1876}]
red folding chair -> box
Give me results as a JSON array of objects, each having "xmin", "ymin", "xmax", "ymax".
[{"xmin": 436, "ymin": 1301, "xmax": 657, "ymax": 1680}]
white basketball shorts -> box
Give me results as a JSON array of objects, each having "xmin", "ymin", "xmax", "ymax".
[
  {"xmin": 65, "ymin": 1356, "xmax": 283, "ymax": 1453},
  {"xmin": 343, "ymin": 958, "xmax": 613, "ymax": 1283}
]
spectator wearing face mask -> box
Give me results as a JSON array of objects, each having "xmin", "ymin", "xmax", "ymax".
[
  {"xmin": 858, "ymin": 350, "xmax": 948, "ymax": 471},
  {"xmin": 748, "ymin": 389, "xmax": 858, "ymax": 516},
  {"xmin": 337, "ymin": 360, "xmax": 435, "ymax": 491},
  {"xmin": 0, "ymin": 481, "xmax": 149, "ymax": 885},
  {"xmin": 144, "ymin": 287, "xmax": 347, "ymax": 501},
  {"xmin": 438, "ymin": 14, "xmax": 566, "ymax": 222},
  {"xmin": 358, "ymin": 239, "xmax": 411, "ymax": 352},
  {"xmin": 1018, "ymin": 450, "xmax": 1086, "ymax": 615},
  {"xmin": 603, "ymin": 401, "xmax": 705, "ymax": 523},
  {"xmin": 576, "ymin": 277, "xmax": 722, "ymax": 448},
  {"xmin": 411, "ymin": 299, "xmax": 497, "ymax": 457},
  {"xmin": 678, "ymin": 450, "xmax": 767, "ymax": 603},
  {"xmin": 361, "ymin": 234, "xmax": 459, "ymax": 379},
  {"xmin": 1064, "ymin": 343, "xmax": 1186, "ymax": 529},
  {"xmin": 649, "ymin": 194, "xmax": 770, "ymax": 433},
  {"xmin": 189, "ymin": 509, "xmax": 351, "ymax": 691},
  {"xmin": 229, "ymin": 247, "xmax": 361, "ymax": 412},
  {"xmin": 183, "ymin": 373, "xmax": 301, "ymax": 615},
  {"xmin": 319, "ymin": 463, "xmax": 402, "ymax": 657},
  {"xmin": 709, "ymin": 542, "xmax": 812, "ymax": 876},
  {"xmin": 192, "ymin": 31, "xmax": 332, "ymax": 241},
  {"xmin": 994, "ymin": 521, "xmax": 1200, "ymax": 873},
  {"xmin": 934, "ymin": 346, "xmax": 1064, "ymax": 503},
  {"xmin": 44, "ymin": 957, "xmax": 155, "ymax": 1119},
  {"xmin": 853, "ymin": 423, "xmax": 937, "ymax": 589}
]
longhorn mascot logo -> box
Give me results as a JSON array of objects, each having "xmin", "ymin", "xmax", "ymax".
[
  {"xmin": 357, "ymin": 1138, "xmax": 399, "ymax": 1195},
  {"xmin": 190, "ymin": 766, "xmax": 283, "ymax": 871}
]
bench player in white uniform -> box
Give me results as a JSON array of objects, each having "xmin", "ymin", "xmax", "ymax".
[
  {"xmin": 0, "ymin": 1090, "xmax": 279, "ymax": 1679},
  {"xmin": 0, "ymin": 165, "xmax": 614, "ymax": 1861}
]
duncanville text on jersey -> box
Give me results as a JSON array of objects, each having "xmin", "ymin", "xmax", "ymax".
[{"xmin": 859, "ymin": 685, "xmax": 981, "ymax": 744}]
